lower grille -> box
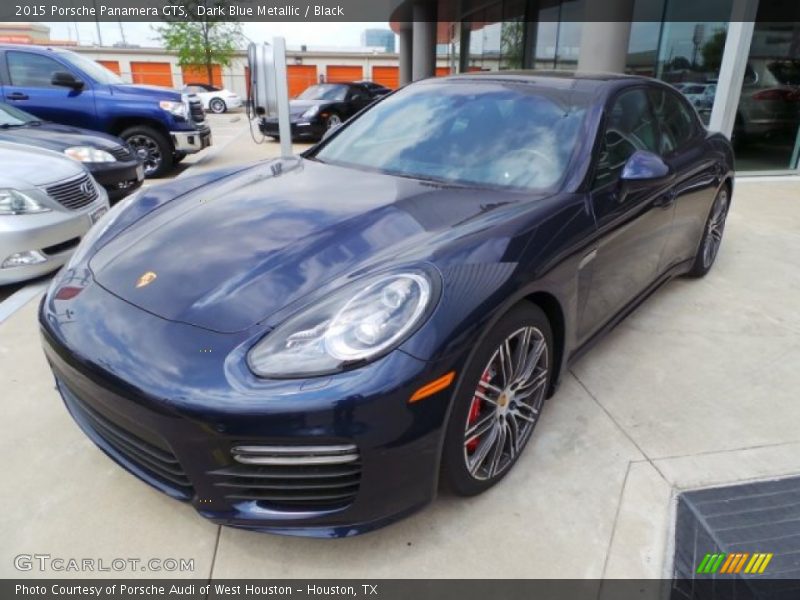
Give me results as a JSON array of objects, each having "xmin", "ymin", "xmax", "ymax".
[
  {"xmin": 46, "ymin": 173, "xmax": 98, "ymax": 210},
  {"xmin": 211, "ymin": 444, "xmax": 361, "ymax": 510},
  {"xmin": 58, "ymin": 380, "xmax": 193, "ymax": 495}
]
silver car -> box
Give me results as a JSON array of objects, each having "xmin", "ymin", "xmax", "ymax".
[{"xmin": 0, "ymin": 142, "xmax": 110, "ymax": 285}]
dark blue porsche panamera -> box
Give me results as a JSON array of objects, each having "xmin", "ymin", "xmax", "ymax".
[{"xmin": 39, "ymin": 72, "xmax": 734, "ymax": 537}]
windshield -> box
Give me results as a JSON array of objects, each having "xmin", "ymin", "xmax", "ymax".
[
  {"xmin": 313, "ymin": 80, "xmax": 588, "ymax": 191},
  {"xmin": 0, "ymin": 103, "xmax": 39, "ymax": 127},
  {"xmin": 58, "ymin": 50, "xmax": 123, "ymax": 85},
  {"xmin": 298, "ymin": 84, "xmax": 348, "ymax": 101}
]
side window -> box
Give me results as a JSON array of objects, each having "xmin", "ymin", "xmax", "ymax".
[
  {"xmin": 7, "ymin": 51, "xmax": 65, "ymax": 88},
  {"xmin": 594, "ymin": 88, "xmax": 659, "ymax": 187},
  {"xmin": 650, "ymin": 89, "xmax": 697, "ymax": 154}
]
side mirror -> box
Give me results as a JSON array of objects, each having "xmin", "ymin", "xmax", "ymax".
[
  {"xmin": 619, "ymin": 150, "xmax": 672, "ymax": 196},
  {"xmin": 51, "ymin": 71, "xmax": 84, "ymax": 90}
]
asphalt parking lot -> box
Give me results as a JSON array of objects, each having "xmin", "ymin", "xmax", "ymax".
[{"xmin": 1, "ymin": 117, "xmax": 799, "ymax": 578}]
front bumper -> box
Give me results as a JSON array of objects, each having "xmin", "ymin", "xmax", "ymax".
[
  {"xmin": 171, "ymin": 126, "xmax": 212, "ymax": 154},
  {"xmin": 88, "ymin": 160, "xmax": 144, "ymax": 203},
  {"xmin": 0, "ymin": 191, "xmax": 108, "ymax": 285},
  {"xmin": 259, "ymin": 117, "xmax": 325, "ymax": 140},
  {"xmin": 39, "ymin": 276, "xmax": 461, "ymax": 536}
]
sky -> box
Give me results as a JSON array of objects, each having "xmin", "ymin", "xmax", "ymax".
[{"xmin": 42, "ymin": 22, "xmax": 391, "ymax": 50}]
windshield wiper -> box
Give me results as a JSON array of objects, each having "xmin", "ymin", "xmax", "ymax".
[
  {"xmin": 26, "ymin": 120, "xmax": 42, "ymax": 126},
  {"xmin": 0, "ymin": 123, "xmax": 24, "ymax": 129}
]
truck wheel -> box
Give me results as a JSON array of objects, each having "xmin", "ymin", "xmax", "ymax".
[
  {"xmin": 122, "ymin": 126, "xmax": 173, "ymax": 178},
  {"xmin": 209, "ymin": 98, "xmax": 226, "ymax": 114}
]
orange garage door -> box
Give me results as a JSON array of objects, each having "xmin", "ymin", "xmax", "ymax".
[
  {"xmin": 326, "ymin": 65, "xmax": 363, "ymax": 83},
  {"xmin": 181, "ymin": 64, "xmax": 222, "ymax": 87},
  {"xmin": 96, "ymin": 60, "xmax": 120, "ymax": 75},
  {"xmin": 372, "ymin": 66, "xmax": 399, "ymax": 89},
  {"xmin": 287, "ymin": 65, "xmax": 317, "ymax": 97},
  {"xmin": 130, "ymin": 62, "xmax": 173, "ymax": 88}
]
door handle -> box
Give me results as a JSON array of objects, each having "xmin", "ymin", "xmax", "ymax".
[{"xmin": 6, "ymin": 92, "xmax": 29, "ymax": 100}]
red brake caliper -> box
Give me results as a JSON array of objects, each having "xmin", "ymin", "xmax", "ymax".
[{"xmin": 467, "ymin": 369, "xmax": 492, "ymax": 453}]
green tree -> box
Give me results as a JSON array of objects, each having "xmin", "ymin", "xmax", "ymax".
[
  {"xmin": 701, "ymin": 29, "xmax": 727, "ymax": 72},
  {"xmin": 155, "ymin": 0, "xmax": 244, "ymax": 86}
]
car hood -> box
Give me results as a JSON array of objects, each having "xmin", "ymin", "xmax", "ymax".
[
  {"xmin": 289, "ymin": 99, "xmax": 330, "ymax": 116},
  {"xmin": 0, "ymin": 123, "xmax": 123, "ymax": 153},
  {"xmin": 109, "ymin": 83, "xmax": 182, "ymax": 101},
  {"xmin": 89, "ymin": 159, "xmax": 525, "ymax": 333},
  {"xmin": 0, "ymin": 142, "xmax": 85, "ymax": 187}
]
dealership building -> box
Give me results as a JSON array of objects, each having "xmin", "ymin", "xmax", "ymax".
[
  {"xmin": 2, "ymin": 0, "xmax": 799, "ymax": 175},
  {"xmin": 392, "ymin": 0, "xmax": 800, "ymax": 174}
]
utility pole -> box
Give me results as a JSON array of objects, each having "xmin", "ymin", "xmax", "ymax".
[{"xmin": 92, "ymin": 0, "xmax": 104, "ymax": 46}]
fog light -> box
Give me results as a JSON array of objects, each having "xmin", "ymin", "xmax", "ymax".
[{"xmin": 2, "ymin": 250, "xmax": 47, "ymax": 269}]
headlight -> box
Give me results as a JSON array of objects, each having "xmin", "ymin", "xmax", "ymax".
[
  {"xmin": 302, "ymin": 105, "xmax": 320, "ymax": 118},
  {"xmin": 64, "ymin": 146, "xmax": 116, "ymax": 163},
  {"xmin": 65, "ymin": 189, "xmax": 141, "ymax": 268},
  {"xmin": 159, "ymin": 100, "xmax": 188, "ymax": 119},
  {"xmin": 0, "ymin": 189, "xmax": 49, "ymax": 215},
  {"xmin": 248, "ymin": 270, "xmax": 436, "ymax": 378}
]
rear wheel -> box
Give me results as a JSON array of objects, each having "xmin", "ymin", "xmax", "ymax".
[
  {"xmin": 687, "ymin": 186, "xmax": 730, "ymax": 278},
  {"xmin": 122, "ymin": 126, "xmax": 173, "ymax": 178},
  {"xmin": 209, "ymin": 98, "xmax": 226, "ymax": 114},
  {"xmin": 441, "ymin": 303, "xmax": 553, "ymax": 496}
]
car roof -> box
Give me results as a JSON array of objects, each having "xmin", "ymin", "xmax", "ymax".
[{"xmin": 432, "ymin": 70, "xmax": 674, "ymax": 98}]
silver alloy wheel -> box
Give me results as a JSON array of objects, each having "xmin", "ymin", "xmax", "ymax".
[
  {"xmin": 209, "ymin": 98, "xmax": 226, "ymax": 114},
  {"xmin": 463, "ymin": 326, "xmax": 548, "ymax": 481},
  {"xmin": 127, "ymin": 134, "xmax": 162, "ymax": 176},
  {"xmin": 326, "ymin": 114, "xmax": 342, "ymax": 129},
  {"xmin": 702, "ymin": 189, "xmax": 729, "ymax": 269}
]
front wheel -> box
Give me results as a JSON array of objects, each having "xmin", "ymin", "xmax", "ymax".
[
  {"xmin": 441, "ymin": 303, "xmax": 553, "ymax": 496},
  {"xmin": 121, "ymin": 126, "xmax": 173, "ymax": 178},
  {"xmin": 687, "ymin": 186, "xmax": 730, "ymax": 277}
]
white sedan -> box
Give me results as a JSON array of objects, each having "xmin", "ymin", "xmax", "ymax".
[{"xmin": 183, "ymin": 84, "xmax": 243, "ymax": 114}]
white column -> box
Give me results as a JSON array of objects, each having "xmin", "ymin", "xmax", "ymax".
[
  {"xmin": 412, "ymin": 3, "xmax": 436, "ymax": 81},
  {"xmin": 577, "ymin": 21, "xmax": 633, "ymax": 73},
  {"xmin": 708, "ymin": 0, "xmax": 759, "ymax": 136},
  {"xmin": 398, "ymin": 23, "xmax": 412, "ymax": 86},
  {"xmin": 577, "ymin": 0, "xmax": 635, "ymax": 73}
]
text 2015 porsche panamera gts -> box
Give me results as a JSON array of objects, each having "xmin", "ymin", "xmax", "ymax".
[{"xmin": 39, "ymin": 72, "xmax": 734, "ymax": 537}]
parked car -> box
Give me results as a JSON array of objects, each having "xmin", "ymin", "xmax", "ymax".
[
  {"xmin": 183, "ymin": 83, "xmax": 243, "ymax": 114},
  {"xmin": 679, "ymin": 83, "xmax": 716, "ymax": 109},
  {"xmin": 259, "ymin": 82, "xmax": 378, "ymax": 140},
  {"xmin": 0, "ymin": 44, "xmax": 212, "ymax": 177},
  {"xmin": 0, "ymin": 103, "xmax": 142, "ymax": 203},
  {"xmin": 735, "ymin": 59, "xmax": 800, "ymax": 142},
  {"xmin": 354, "ymin": 80, "xmax": 393, "ymax": 97},
  {"xmin": 0, "ymin": 141, "xmax": 109, "ymax": 285},
  {"xmin": 40, "ymin": 72, "xmax": 733, "ymax": 536}
]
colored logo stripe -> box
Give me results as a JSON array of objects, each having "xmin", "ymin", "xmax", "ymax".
[{"xmin": 697, "ymin": 552, "xmax": 773, "ymax": 574}]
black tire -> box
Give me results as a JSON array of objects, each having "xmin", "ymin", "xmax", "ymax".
[
  {"xmin": 209, "ymin": 97, "xmax": 226, "ymax": 114},
  {"xmin": 686, "ymin": 185, "xmax": 730, "ymax": 278},
  {"xmin": 121, "ymin": 126, "xmax": 173, "ymax": 178},
  {"xmin": 441, "ymin": 302, "xmax": 553, "ymax": 496}
]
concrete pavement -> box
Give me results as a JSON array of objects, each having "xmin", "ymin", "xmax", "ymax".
[{"xmin": 1, "ymin": 121, "xmax": 798, "ymax": 579}]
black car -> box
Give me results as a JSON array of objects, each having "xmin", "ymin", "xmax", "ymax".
[
  {"xmin": 0, "ymin": 102, "xmax": 143, "ymax": 203},
  {"xmin": 355, "ymin": 80, "xmax": 393, "ymax": 97},
  {"xmin": 259, "ymin": 82, "xmax": 377, "ymax": 140}
]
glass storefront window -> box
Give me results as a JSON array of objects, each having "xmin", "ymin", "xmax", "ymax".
[{"xmin": 733, "ymin": 22, "xmax": 800, "ymax": 171}]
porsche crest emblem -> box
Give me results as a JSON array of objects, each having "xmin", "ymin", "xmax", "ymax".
[{"xmin": 135, "ymin": 271, "xmax": 157, "ymax": 288}]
